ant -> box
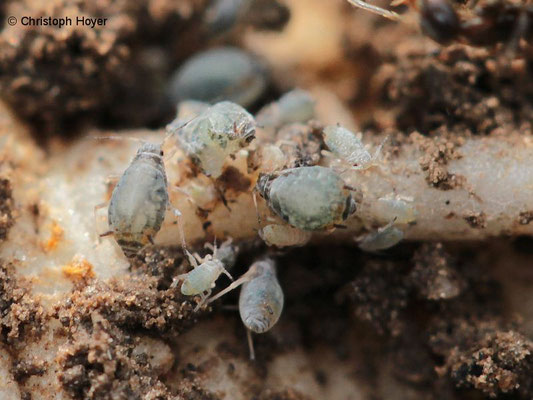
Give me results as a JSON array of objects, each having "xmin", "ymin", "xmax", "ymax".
[{"xmin": 347, "ymin": 0, "xmax": 533, "ymax": 47}]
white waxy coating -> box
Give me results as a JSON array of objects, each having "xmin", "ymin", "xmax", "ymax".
[
  {"xmin": 173, "ymin": 101, "xmax": 256, "ymax": 178},
  {"xmin": 258, "ymin": 166, "xmax": 356, "ymax": 231},
  {"xmin": 358, "ymin": 223, "xmax": 404, "ymax": 252},
  {"xmin": 239, "ymin": 259, "xmax": 284, "ymax": 333},
  {"xmin": 108, "ymin": 143, "xmax": 168, "ymax": 257},
  {"xmin": 260, "ymin": 224, "xmax": 312, "ymax": 247},
  {"xmin": 323, "ymin": 125, "xmax": 373, "ymax": 168}
]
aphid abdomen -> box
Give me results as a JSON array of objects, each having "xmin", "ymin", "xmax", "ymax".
[
  {"xmin": 358, "ymin": 224, "xmax": 404, "ymax": 252},
  {"xmin": 180, "ymin": 261, "xmax": 221, "ymax": 296},
  {"xmin": 260, "ymin": 224, "xmax": 311, "ymax": 247},
  {"xmin": 267, "ymin": 167, "xmax": 355, "ymax": 231},
  {"xmin": 174, "ymin": 101, "xmax": 256, "ymax": 177},
  {"xmin": 108, "ymin": 154, "xmax": 168, "ymax": 256},
  {"xmin": 239, "ymin": 259, "xmax": 283, "ymax": 334}
]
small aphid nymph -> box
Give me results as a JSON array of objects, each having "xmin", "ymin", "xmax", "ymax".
[
  {"xmin": 259, "ymin": 224, "xmax": 312, "ymax": 248},
  {"xmin": 374, "ymin": 195, "xmax": 418, "ymax": 225},
  {"xmin": 172, "ymin": 241, "xmax": 234, "ymax": 311},
  {"xmin": 169, "ymin": 101, "xmax": 256, "ymax": 178},
  {"xmin": 322, "ymin": 125, "xmax": 384, "ymax": 170},
  {"xmin": 256, "ymin": 166, "xmax": 357, "ymax": 231},
  {"xmin": 357, "ymin": 221, "xmax": 404, "ymax": 252},
  {"xmin": 103, "ymin": 142, "xmax": 179, "ymax": 258}
]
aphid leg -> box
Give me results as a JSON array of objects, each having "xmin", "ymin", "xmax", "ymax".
[
  {"xmin": 194, "ymin": 289, "xmax": 212, "ymax": 312},
  {"xmin": 171, "ymin": 186, "xmax": 198, "ymax": 206},
  {"xmin": 252, "ymin": 191, "xmax": 263, "ymax": 226},
  {"xmin": 247, "ymin": 329, "xmax": 256, "ymax": 360},
  {"xmin": 206, "ymin": 271, "xmax": 256, "ymax": 305},
  {"xmin": 333, "ymin": 224, "xmax": 348, "ymax": 229},
  {"xmin": 170, "ymin": 273, "xmax": 186, "ymax": 288},
  {"xmin": 94, "ymin": 202, "xmax": 109, "ymax": 243},
  {"xmin": 168, "ymin": 202, "xmax": 187, "ymax": 249},
  {"xmin": 185, "ymin": 249, "xmax": 199, "ymax": 268},
  {"xmin": 147, "ymin": 235, "xmax": 155, "ymax": 245},
  {"xmin": 221, "ymin": 267, "xmax": 234, "ymax": 281},
  {"xmin": 99, "ymin": 231, "xmax": 114, "ymax": 238},
  {"xmin": 346, "ymin": 0, "xmax": 402, "ymax": 20}
]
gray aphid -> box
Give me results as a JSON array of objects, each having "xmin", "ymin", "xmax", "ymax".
[
  {"xmin": 171, "ymin": 101, "xmax": 256, "ymax": 178},
  {"xmin": 256, "ymin": 89, "xmax": 315, "ymax": 129},
  {"xmin": 238, "ymin": 258, "xmax": 284, "ymax": 334},
  {"xmin": 256, "ymin": 166, "xmax": 357, "ymax": 231},
  {"xmin": 168, "ymin": 47, "xmax": 268, "ymax": 108},
  {"xmin": 357, "ymin": 221, "xmax": 404, "ymax": 252},
  {"xmin": 206, "ymin": 258, "xmax": 284, "ymax": 359},
  {"xmin": 106, "ymin": 143, "xmax": 171, "ymax": 258}
]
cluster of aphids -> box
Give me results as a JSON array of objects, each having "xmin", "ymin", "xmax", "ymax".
[
  {"xmin": 348, "ymin": 0, "xmax": 533, "ymax": 47},
  {"xmin": 98, "ymin": 46, "xmax": 416, "ymax": 358}
]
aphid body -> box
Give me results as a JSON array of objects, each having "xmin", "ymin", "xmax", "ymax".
[
  {"xmin": 323, "ymin": 125, "xmax": 382, "ymax": 170},
  {"xmin": 256, "ymin": 166, "xmax": 357, "ymax": 231},
  {"xmin": 172, "ymin": 101, "xmax": 256, "ymax": 178},
  {"xmin": 107, "ymin": 143, "xmax": 169, "ymax": 257},
  {"xmin": 239, "ymin": 258, "xmax": 284, "ymax": 334},
  {"xmin": 357, "ymin": 222, "xmax": 404, "ymax": 252},
  {"xmin": 259, "ymin": 224, "xmax": 312, "ymax": 247},
  {"xmin": 256, "ymin": 89, "xmax": 315, "ymax": 129},
  {"xmin": 173, "ymin": 243, "xmax": 233, "ymax": 310},
  {"xmin": 374, "ymin": 195, "xmax": 418, "ymax": 225},
  {"xmin": 168, "ymin": 47, "xmax": 268, "ymax": 108}
]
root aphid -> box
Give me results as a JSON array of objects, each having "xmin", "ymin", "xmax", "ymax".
[
  {"xmin": 207, "ymin": 258, "xmax": 284, "ymax": 359},
  {"xmin": 322, "ymin": 125, "xmax": 385, "ymax": 170},
  {"xmin": 259, "ymin": 224, "xmax": 312, "ymax": 248},
  {"xmin": 256, "ymin": 166, "xmax": 357, "ymax": 231},
  {"xmin": 256, "ymin": 89, "xmax": 316, "ymax": 130},
  {"xmin": 374, "ymin": 195, "xmax": 418, "ymax": 225},
  {"xmin": 167, "ymin": 47, "xmax": 268, "ymax": 108},
  {"xmin": 357, "ymin": 220, "xmax": 404, "ymax": 252},
  {"xmin": 168, "ymin": 101, "xmax": 256, "ymax": 178},
  {"xmin": 172, "ymin": 241, "xmax": 234, "ymax": 311},
  {"xmin": 98, "ymin": 141, "xmax": 185, "ymax": 258}
]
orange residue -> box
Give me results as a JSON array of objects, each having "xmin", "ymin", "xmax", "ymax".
[
  {"xmin": 62, "ymin": 257, "xmax": 95, "ymax": 281},
  {"xmin": 41, "ymin": 221, "xmax": 64, "ymax": 252}
]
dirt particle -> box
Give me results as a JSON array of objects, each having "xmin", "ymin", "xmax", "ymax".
[
  {"xmin": 40, "ymin": 221, "xmax": 64, "ymax": 252},
  {"xmin": 12, "ymin": 357, "xmax": 46, "ymax": 383},
  {"xmin": 257, "ymin": 388, "xmax": 314, "ymax": 400},
  {"xmin": 412, "ymin": 132, "xmax": 465, "ymax": 190},
  {"xmin": 463, "ymin": 212, "xmax": 487, "ymax": 229},
  {"xmin": 217, "ymin": 166, "xmax": 252, "ymax": 194},
  {"xmin": 0, "ymin": 263, "xmax": 46, "ymax": 344},
  {"xmin": 409, "ymin": 243, "xmax": 464, "ymax": 301},
  {"xmin": 518, "ymin": 211, "xmax": 533, "ymax": 225},
  {"xmin": 0, "ymin": 178, "xmax": 14, "ymax": 241},
  {"xmin": 62, "ymin": 256, "xmax": 95, "ymax": 283}
]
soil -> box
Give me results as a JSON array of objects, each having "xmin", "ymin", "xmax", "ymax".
[{"xmin": 2, "ymin": 0, "xmax": 533, "ymax": 399}]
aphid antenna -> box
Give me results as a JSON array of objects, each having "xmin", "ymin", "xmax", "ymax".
[
  {"xmin": 163, "ymin": 116, "xmax": 197, "ymax": 161},
  {"xmin": 247, "ymin": 329, "xmax": 256, "ymax": 361},
  {"xmin": 91, "ymin": 135, "xmax": 150, "ymax": 145},
  {"xmin": 252, "ymin": 191, "xmax": 263, "ymax": 227},
  {"xmin": 206, "ymin": 266, "xmax": 260, "ymax": 305},
  {"xmin": 94, "ymin": 202, "xmax": 110, "ymax": 244},
  {"xmin": 346, "ymin": 0, "xmax": 402, "ymax": 20}
]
